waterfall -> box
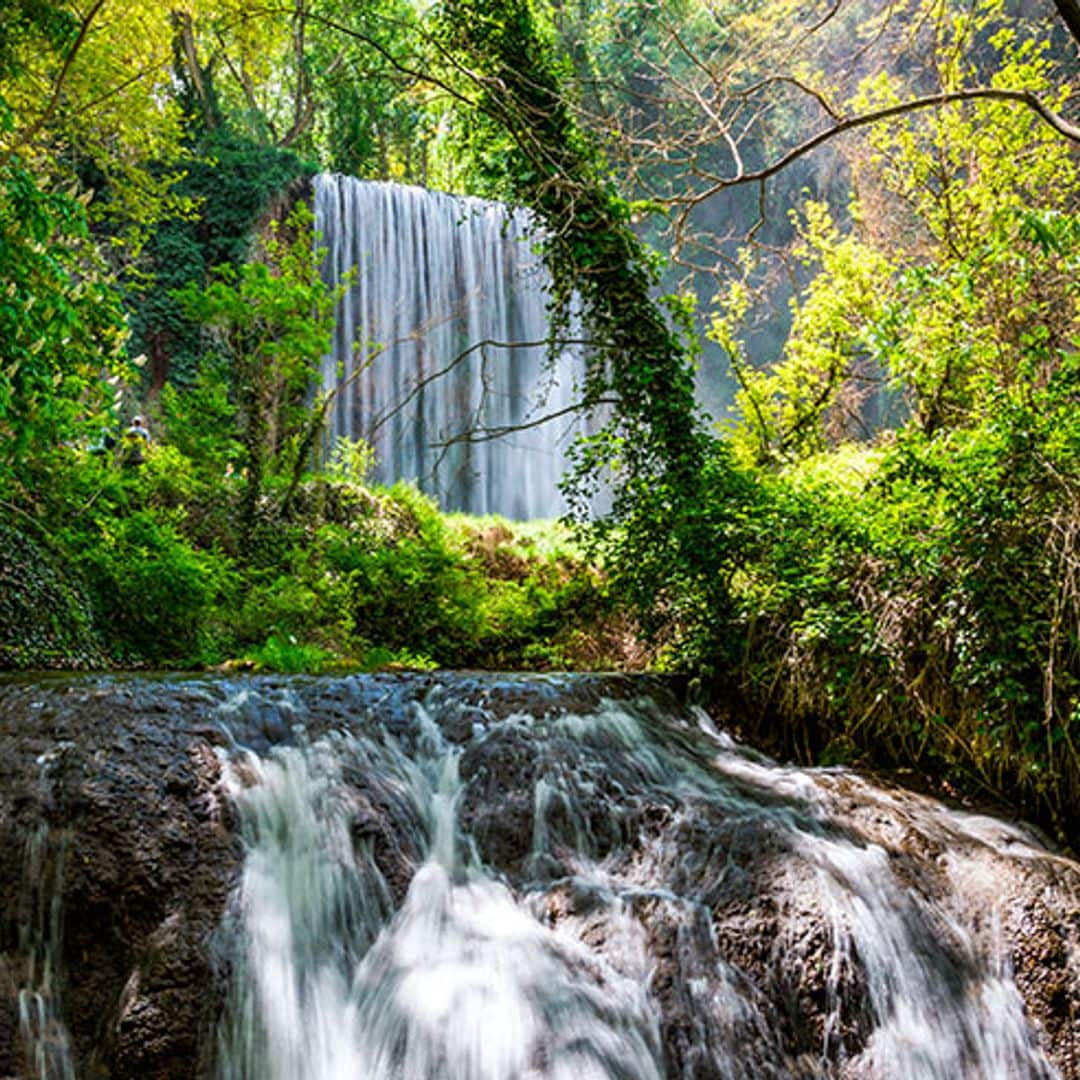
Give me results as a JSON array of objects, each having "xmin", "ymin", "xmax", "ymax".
[
  {"xmin": 216, "ymin": 697, "xmax": 662, "ymax": 1080},
  {"xmin": 16, "ymin": 824, "xmax": 75, "ymax": 1080},
  {"xmin": 210, "ymin": 678, "xmax": 1067, "ymax": 1080},
  {"xmin": 314, "ymin": 176, "xmax": 588, "ymax": 520}
]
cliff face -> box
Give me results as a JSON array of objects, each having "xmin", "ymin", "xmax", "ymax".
[{"xmin": 0, "ymin": 674, "xmax": 1077, "ymax": 1080}]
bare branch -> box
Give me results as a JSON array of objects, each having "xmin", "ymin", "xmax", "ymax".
[
  {"xmin": 676, "ymin": 87, "xmax": 1080, "ymax": 214},
  {"xmin": 368, "ymin": 335, "xmax": 598, "ymax": 438},
  {"xmin": 798, "ymin": 0, "xmax": 846, "ymax": 45},
  {"xmin": 737, "ymin": 74, "xmax": 841, "ymax": 122},
  {"xmin": 433, "ymin": 397, "xmax": 618, "ymax": 447}
]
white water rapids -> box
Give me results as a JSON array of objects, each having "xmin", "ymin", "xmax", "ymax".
[
  {"xmin": 212, "ymin": 681, "xmax": 1071, "ymax": 1080},
  {"xmin": 314, "ymin": 176, "xmax": 588, "ymax": 520}
]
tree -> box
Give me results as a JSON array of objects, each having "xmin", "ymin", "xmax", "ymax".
[
  {"xmin": 0, "ymin": 0, "xmax": 201, "ymax": 228},
  {"xmin": 536, "ymin": 0, "xmax": 1079, "ymax": 300},
  {"xmin": 175, "ymin": 204, "xmax": 339, "ymax": 551},
  {"xmin": 0, "ymin": 159, "xmax": 129, "ymax": 498},
  {"xmin": 433, "ymin": 0, "xmax": 707, "ymax": 484},
  {"xmin": 1052, "ymin": 0, "xmax": 1080, "ymax": 47},
  {"xmin": 173, "ymin": 0, "xmax": 432, "ymax": 179},
  {"xmin": 715, "ymin": 15, "xmax": 1080, "ymax": 463}
]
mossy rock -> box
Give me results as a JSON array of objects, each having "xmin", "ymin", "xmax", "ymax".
[{"xmin": 0, "ymin": 521, "xmax": 106, "ymax": 670}]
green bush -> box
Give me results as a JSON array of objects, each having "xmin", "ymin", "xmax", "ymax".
[
  {"xmin": 666, "ymin": 377, "xmax": 1080, "ymax": 839},
  {"xmin": 246, "ymin": 633, "xmax": 337, "ymax": 675},
  {"xmin": 232, "ymin": 571, "xmax": 343, "ymax": 649},
  {"xmin": 342, "ymin": 485, "xmax": 485, "ymax": 664},
  {"xmin": 72, "ymin": 509, "xmax": 232, "ymax": 664},
  {"xmin": 4, "ymin": 434, "xmax": 629, "ymax": 677}
]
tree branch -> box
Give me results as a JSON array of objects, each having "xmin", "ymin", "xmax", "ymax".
[
  {"xmin": 280, "ymin": 0, "xmax": 315, "ymax": 148},
  {"xmin": 175, "ymin": 11, "xmax": 218, "ymax": 131},
  {"xmin": 213, "ymin": 27, "xmax": 278, "ymax": 144},
  {"xmin": 368, "ymin": 335, "xmax": 598, "ymax": 438},
  {"xmin": 243, "ymin": 5, "xmax": 483, "ymax": 114},
  {"xmin": 676, "ymin": 87, "xmax": 1080, "ymax": 213},
  {"xmin": 432, "ymin": 397, "xmax": 617, "ymax": 447},
  {"xmin": 1052, "ymin": 0, "xmax": 1080, "ymax": 48},
  {"xmin": 2, "ymin": 0, "xmax": 107, "ymax": 163}
]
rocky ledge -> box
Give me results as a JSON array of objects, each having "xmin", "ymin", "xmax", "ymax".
[{"xmin": 0, "ymin": 673, "xmax": 1076, "ymax": 1079}]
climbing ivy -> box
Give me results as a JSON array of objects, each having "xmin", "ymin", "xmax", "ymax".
[
  {"xmin": 125, "ymin": 127, "xmax": 312, "ymax": 390},
  {"xmin": 434, "ymin": 0, "xmax": 756, "ymax": 622}
]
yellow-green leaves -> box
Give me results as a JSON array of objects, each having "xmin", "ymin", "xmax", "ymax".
[
  {"xmin": 721, "ymin": 0, "xmax": 1079, "ymax": 464},
  {"xmin": 717, "ymin": 203, "xmax": 894, "ymax": 464},
  {"xmin": 0, "ymin": 1, "xmax": 197, "ymax": 222}
]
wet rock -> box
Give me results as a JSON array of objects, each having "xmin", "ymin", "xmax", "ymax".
[
  {"xmin": 0, "ymin": 678, "xmax": 239, "ymax": 1080},
  {"xmin": 0, "ymin": 672, "xmax": 1077, "ymax": 1079}
]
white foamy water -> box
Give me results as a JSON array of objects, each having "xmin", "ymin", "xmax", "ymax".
[
  {"xmin": 213, "ymin": 686, "xmax": 1070, "ymax": 1080},
  {"xmin": 217, "ymin": 705, "xmax": 662, "ymax": 1080}
]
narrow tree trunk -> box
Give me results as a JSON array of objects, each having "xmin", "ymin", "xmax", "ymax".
[{"xmin": 1052, "ymin": 0, "xmax": 1080, "ymax": 47}]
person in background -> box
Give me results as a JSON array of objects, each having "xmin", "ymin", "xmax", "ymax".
[{"xmin": 123, "ymin": 414, "xmax": 150, "ymax": 467}]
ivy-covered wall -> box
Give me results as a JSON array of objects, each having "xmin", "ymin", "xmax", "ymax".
[
  {"xmin": 0, "ymin": 523, "xmax": 105, "ymax": 670},
  {"xmin": 125, "ymin": 131, "xmax": 313, "ymax": 391}
]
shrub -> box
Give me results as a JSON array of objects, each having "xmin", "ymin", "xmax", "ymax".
[
  {"xmin": 343, "ymin": 500, "xmax": 485, "ymax": 664},
  {"xmin": 72, "ymin": 509, "xmax": 232, "ymax": 663},
  {"xmin": 0, "ymin": 521, "xmax": 105, "ymax": 670},
  {"xmin": 246, "ymin": 633, "xmax": 337, "ymax": 675}
]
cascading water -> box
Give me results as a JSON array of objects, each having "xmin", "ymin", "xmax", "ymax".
[
  {"xmin": 314, "ymin": 176, "xmax": 588, "ymax": 520},
  {"xmin": 209, "ymin": 678, "xmax": 1075, "ymax": 1080},
  {"xmin": 216, "ymin": 696, "xmax": 663, "ymax": 1080},
  {"xmin": 16, "ymin": 823, "xmax": 75, "ymax": 1080}
]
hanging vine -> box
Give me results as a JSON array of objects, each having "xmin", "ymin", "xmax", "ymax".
[{"xmin": 433, "ymin": 0, "xmax": 756, "ymax": 624}]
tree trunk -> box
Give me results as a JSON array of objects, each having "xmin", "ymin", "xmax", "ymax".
[{"xmin": 1051, "ymin": 0, "xmax": 1080, "ymax": 47}]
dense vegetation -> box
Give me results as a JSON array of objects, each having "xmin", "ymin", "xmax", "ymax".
[{"xmin": 0, "ymin": 0, "xmax": 1077, "ymax": 837}]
